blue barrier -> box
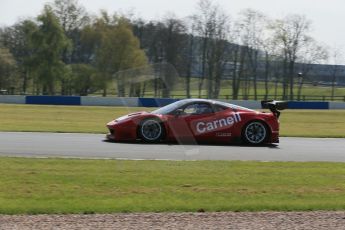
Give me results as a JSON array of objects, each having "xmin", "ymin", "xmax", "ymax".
[
  {"xmin": 287, "ymin": 101, "xmax": 329, "ymax": 109},
  {"xmin": 26, "ymin": 96, "xmax": 81, "ymax": 105},
  {"xmin": 138, "ymin": 98, "xmax": 179, "ymax": 107},
  {"xmin": 2, "ymin": 95, "xmax": 344, "ymax": 109}
]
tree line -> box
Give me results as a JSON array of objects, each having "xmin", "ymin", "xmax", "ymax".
[
  {"xmin": 0, "ymin": 0, "xmax": 338, "ymax": 100},
  {"xmin": 0, "ymin": 0, "xmax": 146, "ymax": 97}
]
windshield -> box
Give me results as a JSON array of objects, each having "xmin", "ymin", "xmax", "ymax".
[{"xmin": 151, "ymin": 100, "xmax": 185, "ymax": 115}]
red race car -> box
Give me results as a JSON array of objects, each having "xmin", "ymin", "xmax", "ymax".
[{"xmin": 106, "ymin": 99, "xmax": 286, "ymax": 145}]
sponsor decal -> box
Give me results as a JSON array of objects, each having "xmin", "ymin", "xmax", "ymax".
[
  {"xmin": 216, "ymin": 132, "xmax": 232, "ymax": 137},
  {"xmin": 196, "ymin": 113, "xmax": 241, "ymax": 134}
]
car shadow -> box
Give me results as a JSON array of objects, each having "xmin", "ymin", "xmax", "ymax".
[{"xmin": 102, "ymin": 139, "xmax": 279, "ymax": 149}]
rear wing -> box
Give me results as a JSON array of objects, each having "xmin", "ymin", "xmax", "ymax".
[{"xmin": 261, "ymin": 100, "xmax": 288, "ymax": 118}]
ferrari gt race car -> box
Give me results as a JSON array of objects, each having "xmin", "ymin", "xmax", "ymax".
[{"xmin": 106, "ymin": 99, "xmax": 286, "ymax": 145}]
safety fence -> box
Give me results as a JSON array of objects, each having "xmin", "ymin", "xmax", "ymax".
[{"xmin": 0, "ymin": 95, "xmax": 345, "ymax": 109}]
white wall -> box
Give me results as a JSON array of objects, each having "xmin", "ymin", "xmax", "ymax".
[
  {"xmin": 329, "ymin": 102, "xmax": 345, "ymax": 110},
  {"xmin": 0, "ymin": 95, "xmax": 26, "ymax": 104}
]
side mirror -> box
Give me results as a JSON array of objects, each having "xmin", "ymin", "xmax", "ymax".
[{"xmin": 174, "ymin": 108, "xmax": 184, "ymax": 117}]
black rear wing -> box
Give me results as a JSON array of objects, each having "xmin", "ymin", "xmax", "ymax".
[{"xmin": 261, "ymin": 100, "xmax": 288, "ymax": 118}]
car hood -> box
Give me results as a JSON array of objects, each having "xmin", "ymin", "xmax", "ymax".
[{"xmin": 115, "ymin": 111, "xmax": 149, "ymax": 122}]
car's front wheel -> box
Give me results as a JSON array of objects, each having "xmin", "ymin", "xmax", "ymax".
[
  {"xmin": 139, "ymin": 118, "xmax": 165, "ymax": 143},
  {"xmin": 242, "ymin": 121, "xmax": 268, "ymax": 145}
]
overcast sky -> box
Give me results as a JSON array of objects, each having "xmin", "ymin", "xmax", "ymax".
[{"xmin": 1, "ymin": 0, "xmax": 345, "ymax": 62}]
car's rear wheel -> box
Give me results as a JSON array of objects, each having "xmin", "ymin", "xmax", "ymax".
[
  {"xmin": 242, "ymin": 121, "xmax": 268, "ymax": 145},
  {"xmin": 139, "ymin": 118, "xmax": 165, "ymax": 143}
]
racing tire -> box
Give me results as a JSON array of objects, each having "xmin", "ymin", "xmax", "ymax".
[
  {"xmin": 138, "ymin": 118, "xmax": 165, "ymax": 143},
  {"xmin": 242, "ymin": 121, "xmax": 268, "ymax": 145}
]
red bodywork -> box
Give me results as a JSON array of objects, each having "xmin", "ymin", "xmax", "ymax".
[{"xmin": 106, "ymin": 99, "xmax": 280, "ymax": 144}]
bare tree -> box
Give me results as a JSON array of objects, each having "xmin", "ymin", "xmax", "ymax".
[
  {"xmin": 193, "ymin": 0, "xmax": 230, "ymax": 98},
  {"xmin": 181, "ymin": 17, "xmax": 197, "ymax": 98},
  {"xmin": 50, "ymin": 0, "xmax": 90, "ymax": 95},
  {"xmin": 208, "ymin": 11, "xmax": 231, "ymax": 98},
  {"xmin": 161, "ymin": 16, "xmax": 186, "ymax": 98},
  {"xmin": 271, "ymin": 14, "xmax": 311, "ymax": 100},
  {"xmin": 50, "ymin": 0, "xmax": 89, "ymax": 36},
  {"xmin": 257, "ymin": 16, "xmax": 278, "ymax": 100},
  {"xmin": 296, "ymin": 40, "xmax": 328, "ymax": 100},
  {"xmin": 193, "ymin": 0, "xmax": 217, "ymax": 97},
  {"xmin": 329, "ymin": 46, "xmax": 344, "ymax": 100},
  {"xmin": 229, "ymin": 23, "xmax": 244, "ymax": 100},
  {"xmin": 237, "ymin": 9, "xmax": 267, "ymax": 100},
  {"xmin": 50, "ymin": 0, "xmax": 90, "ymax": 64}
]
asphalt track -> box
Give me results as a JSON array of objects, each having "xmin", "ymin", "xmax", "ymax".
[{"xmin": 0, "ymin": 132, "xmax": 344, "ymax": 162}]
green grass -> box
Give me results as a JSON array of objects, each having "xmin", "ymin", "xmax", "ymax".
[
  {"xmin": 1, "ymin": 157, "xmax": 345, "ymax": 214},
  {"xmin": 0, "ymin": 104, "xmax": 148, "ymax": 133},
  {"xmin": 1, "ymin": 104, "xmax": 345, "ymax": 137},
  {"xmin": 280, "ymin": 110, "xmax": 345, "ymax": 138}
]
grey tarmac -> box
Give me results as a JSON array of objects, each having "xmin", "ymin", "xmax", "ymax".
[{"xmin": 0, "ymin": 132, "xmax": 344, "ymax": 162}]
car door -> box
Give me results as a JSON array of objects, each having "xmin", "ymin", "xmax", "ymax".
[
  {"xmin": 210, "ymin": 105, "xmax": 239, "ymax": 141},
  {"xmin": 189, "ymin": 104, "xmax": 240, "ymax": 142},
  {"xmin": 167, "ymin": 102, "xmax": 215, "ymax": 142}
]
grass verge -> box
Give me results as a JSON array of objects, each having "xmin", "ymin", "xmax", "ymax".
[
  {"xmin": 0, "ymin": 104, "xmax": 145, "ymax": 134},
  {"xmin": 280, "ymin": 110, "xmax": 345, "ymax": 138},
  {"xmin": 0, "ymin": 104, "xmax": 345, "ymax": 137},
  {"xmin": 1, "ymin": 157, "xmax": 345, "ymax": 214}
]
